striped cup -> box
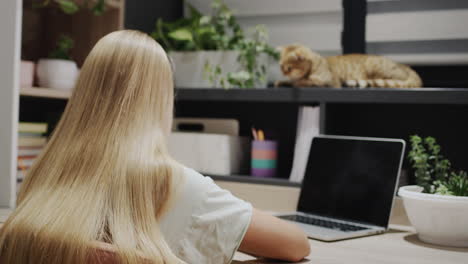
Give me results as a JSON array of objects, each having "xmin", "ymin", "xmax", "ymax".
[{"xmin": 251, "ymin": 140, "xmax": 277, "ymax": 177}]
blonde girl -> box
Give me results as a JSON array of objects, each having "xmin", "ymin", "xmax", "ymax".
[{"xmin": 0, "ymin": 30, "xmax": 309, "ymax": 264}]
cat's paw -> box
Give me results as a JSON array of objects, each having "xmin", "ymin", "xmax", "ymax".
[
  {"xmin": 345, "ymin": 80, "xmax": 358, "ymax": 87},
  {"xmin": 358, "ymin": 80, "xmax": 368, "ymax": 88},
  {"xmin": 386, "ymin": 80, "xmax": 396, "ymax": 88},
  {"xmin": 395, "ymin": 80, "xmax": 406, "ymax": 88},
  {"xmin": 375, "ymin": 79, "xmax": 385, "ymax": 87}
]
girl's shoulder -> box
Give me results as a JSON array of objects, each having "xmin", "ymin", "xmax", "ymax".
[{"xmin": 160, "ymin": 166, "xmax": 253, "ymax": 263}]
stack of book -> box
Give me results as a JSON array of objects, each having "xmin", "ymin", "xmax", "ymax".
[{"xmin": 17, "ymin": 122, "xmax": 48, "ymax": 185}]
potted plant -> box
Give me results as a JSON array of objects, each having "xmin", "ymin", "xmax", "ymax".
[
  {"xmin": 398, "ymin": 135, "xmax": 468, "ymax": 247},
  {"xmin": 32, "ymin": 0, "xmax": 108, "ymax": 15},
  {"xmin": 36, "ymin": 35, "xmax": 79, "ymax": 90},
  {"xmin": 151, "ymin": 0, "xmax": 278, "ymax": 89}
]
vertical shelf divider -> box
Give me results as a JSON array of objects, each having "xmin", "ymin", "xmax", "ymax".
[{"xmin": 0, "ymin": 0, "xmax": 22, "ymax": 209}]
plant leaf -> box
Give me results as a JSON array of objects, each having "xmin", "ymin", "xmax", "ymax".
[
  {"xmin": 168, "ymin": 28, "xmax": 193, "ymax": 41},
  {"xmin": 58, "ymin": 0, "xmax": 79, "ymax": 14},
  {"xmin": 91, "ymin": 0, "xmax": 106, "ymax": 16}
]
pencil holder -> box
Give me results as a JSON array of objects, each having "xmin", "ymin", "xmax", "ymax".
[{"xmin": 251, "ymin": 140, "xmax": 277, "ymax": 178}]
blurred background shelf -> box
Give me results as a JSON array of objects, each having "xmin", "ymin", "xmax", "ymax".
[
  {"xmin": 176, "ymin": 87, "xmax": 468, "ymax": 104},
  {"xmin": 20, "ymin": 87, "xmax": 71, "ymax": 99},
  {"xmin": 208, "ymin": 174, "xmax": 301, "ymax": 187},
  {"xmin": 20, "ymin": 86, "xmax": 468, "ymax": 104}
]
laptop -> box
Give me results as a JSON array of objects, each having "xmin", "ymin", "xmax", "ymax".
[{"xmin": 277, "ymin": 135, "xmax": 405, "ymax": 241}]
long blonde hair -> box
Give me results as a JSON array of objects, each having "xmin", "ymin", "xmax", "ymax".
[{"xmin": 0, "ymin": 30, "xmax": 183, "ymax": 263}]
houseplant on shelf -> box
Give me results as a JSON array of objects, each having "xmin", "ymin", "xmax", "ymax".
[
  {"xmin": 36, "ymin": 35, "xmax": 79, "ymax": 90},
  {"xmin": 398, "ymin": 135, "xmax": 468, "ymax": 247},
  {"xmin": 151, "ymin": 0, "xmax": 278, "ymax": 89},
  {"xmin": 32, "ymin": 0, "xmax": 108, "ymax": 15}
]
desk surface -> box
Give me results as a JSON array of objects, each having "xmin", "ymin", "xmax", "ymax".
[
  {"xmin": 233, "ymin": 225, "xmax": 468, "ymax": 264},
  {"xmin": 1, "ymin": 208, "xmax": 467, "ymax": 263}
]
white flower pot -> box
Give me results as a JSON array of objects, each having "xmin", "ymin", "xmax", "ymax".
[
  {"xmin": 169, "ymin": 50, "xmax": 268, "ymax": 89},
  {"xmin": 398, "ymin": 185, "xmax": 468, "ymax": 247},
  {"xmin": 36, "ymin": 59, "xmax": 79, "ymax": 90}
]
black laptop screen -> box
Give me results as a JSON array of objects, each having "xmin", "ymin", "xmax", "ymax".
[{"xmin": 297, "ymin": 137, "xmax": 404, "ymax": 228}]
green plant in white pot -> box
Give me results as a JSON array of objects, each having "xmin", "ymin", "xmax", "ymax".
[
  {"xmin": 37, "ymin": 35, "xmax": 79, "ymax": 90},
  {"xmin": 398, "ymin": 135, "xmax": 468, "ymax": 247},
  {"xmin": 151, "ymin": 0, "xmax": 278, "ymax": 89}
]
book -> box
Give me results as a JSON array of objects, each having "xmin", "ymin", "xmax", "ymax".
[
  {"xmin": 18, "ymin": 122, "xmax": 48, "ymax": 134},
  {"xmin": 17, "ymin": 157, "xmax": 36, "ymax": 168},
  {"xmin": 17, "ymin": 170, "xmax": 28, "ymax": 181},
  {"xmin": 289, "ymin": 106, "xmax": 320, "ymax": 182},
  {"xmin": 18, "ymin": 136, "xmax": 47, "ymax": 147},
  {"xmin": 18, "ymin": 132, "xmax": 46, "ymax": 137},
  {"xmin": 18, "ymin": 147, "xmax": 43, "ymax": 156}
]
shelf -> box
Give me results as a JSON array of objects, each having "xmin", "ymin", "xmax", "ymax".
[
  {"xmin": 176, "ymin": 88, "xmax": 296, "ymax": 103},
  {"xmin": 21, "ymin": 87, "xmax": 468, "ymax": 104},
  {"xmin": 20, "ymin": 87, "xmax": 71, "ymax": 99},
  {"xmin": 208, "ymin": 174, "xmax": 301, "ymax": 187},
  {"xmin": 296, "ymin": 88, "xmax": 468, "ymax": 104},
  {"xmin": 176, "ymin": 87, "xmax": 468, "ymax": 104}
]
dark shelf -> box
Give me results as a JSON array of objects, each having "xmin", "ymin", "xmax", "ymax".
[
  {"xmin": 176, "ymin": 87, "xmax": 468, "ymax": 104},
  {"xmin": 176, "ymin": 87, "xmax": 296, "ymax": 102},
  {"xmin": 297, "ymin": 88, "xmax": 468, "ymax": 104},
  {"xmin": 207, "ymin": 174, "xmax": 301, "ymax": 187}
]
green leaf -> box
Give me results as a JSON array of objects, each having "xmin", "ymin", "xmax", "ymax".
[
  {"xmin": 200, "ymin": 16, "xmax": 211, "ymax": 25},
  {"xmin": 32, "ymin": 0, "xmax": 51, "ymax": 8},
  {"xmin": 168, "ymin": 28, "xmax": 193, "ymax": 41},
  {"xmin": 91, "ymin": 0, "xmax": 106, "ymax": 16},
  {"xmin": 58, "ymin": 0, "xmax": 79, "ymax": 14},
  {"xmin": 49, "ymin": 34, "xmax": 74, "ymax": 60}
]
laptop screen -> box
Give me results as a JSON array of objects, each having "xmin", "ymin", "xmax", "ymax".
[{"xmin": 297, "ymin": 136, "xmax": 404, "ymax": 228}]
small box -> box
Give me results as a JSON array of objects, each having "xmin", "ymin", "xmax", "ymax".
[
  {"xmin": 169, "ymin": 118, "xmax": 249, "ymax": 176},
  {"xmin": 168, "ymin": 132, "xmax": 250, "ymax": 176}
]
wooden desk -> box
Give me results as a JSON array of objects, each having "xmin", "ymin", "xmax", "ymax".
[
  {"xmin": 2, "ymin": 182, "xmax": 468, "ymax": 263},
  {"xmin": 2, "ymin": 216, "xmax": 467, "ymax": 263},
  {"xmin": 216, "ymin": 180, "xmax": 468, "ymax": 264},
  {"xmin": 233, "ymin": 225, "xmax": 468, "ymax": 264}
]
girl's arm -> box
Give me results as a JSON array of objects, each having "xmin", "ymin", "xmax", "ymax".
[{"xmin": 239, "ymin": 208, "xmax": 311, "ymax": 262}]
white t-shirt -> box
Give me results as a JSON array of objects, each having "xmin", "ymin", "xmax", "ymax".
[{"xmin": 160, "ymin": 167, "xmax": 253, "ymax": 264}]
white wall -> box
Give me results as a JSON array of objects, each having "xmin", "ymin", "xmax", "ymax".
[
  {"xmin": 366, "ymin": 0, "xmax": 468, "ymax": 65},
  {"xmin": 188, "ymin": 0, "xmax": 343, "ymax": 55},
  {"xmin": 0, "ymin": 0, "xmax": 21, "ymax": 208}
]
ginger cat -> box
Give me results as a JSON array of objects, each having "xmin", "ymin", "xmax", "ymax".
[{"xmin": 275, "ymin": 44, "xmax": 422, "ymax": 88}]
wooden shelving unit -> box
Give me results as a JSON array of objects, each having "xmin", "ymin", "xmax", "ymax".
[
  {"xmin": 208, "ymin": 174, "xmax": 301, "ymax": 187},
  {"xmin": 176, "ymin": 87, "xmax": 468, "ymax": 104},
  {"xmin": 19, "ymin": 86, "xmax": 468, "ymax": 187},
  {"xmin": 24, "ymin": 86, "xmax": 468, "ymax": 104},
  {"xmin": 173, "ymin": 87, "xmax": 468, "ymax": 186},
  {"xmin": 0, "ymin": 0, "xmax": 128, "ymax": 208}
]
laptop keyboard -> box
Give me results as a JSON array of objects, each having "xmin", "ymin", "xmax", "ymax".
[{"xmin": 279, "ymin": 215, "xmax": 369, "ymax": 232}]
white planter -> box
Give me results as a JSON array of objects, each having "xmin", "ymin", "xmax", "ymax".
[
  {"xmin": 169, "ymin": 50, "xmax": 268, "ymax": 89},
  {"xmin": 398, "ymin": 185, "xmax": 468, "ymax": 247},
  {"xmin": 36, "ymin": 59, "xmax": 79, "ymax": 90}
]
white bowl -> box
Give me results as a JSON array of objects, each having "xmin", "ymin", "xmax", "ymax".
[
  {"xmin": 398, "ymin": 185, "xmax": 468, "ymax": 247},
  {"xmin": 37, "ymin": 59, "xmax": 79, "ymax": 90}
]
